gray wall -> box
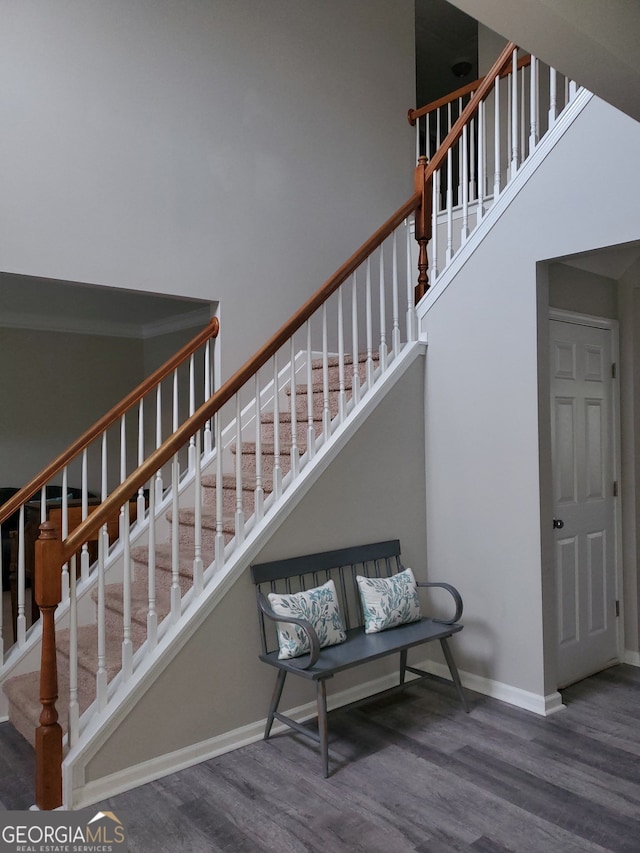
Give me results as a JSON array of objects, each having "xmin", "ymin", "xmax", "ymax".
[
  {"xmin": 0, "ymin": 0, "xmax": 415, "ymax": 383},
  {"xmin": 419, "ymin": 95, "xmax": 640, "ymax": 700},
  {"xmin": 83, "ymin": 354, "xmax": 428, "ymax": 784}
]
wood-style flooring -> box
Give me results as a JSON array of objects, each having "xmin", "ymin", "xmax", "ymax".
[{"xmin": 1, "ymin": 664, "xmax": 639, "ymax": 852}]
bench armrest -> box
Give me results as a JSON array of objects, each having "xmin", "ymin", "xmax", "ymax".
[
  {"xmin": 257, "ymin": 592, "xmax": 321, "ymax": 669},
  {"xmin": 416, "ymin": 581, "xmax": 463, "ymax": 624}
]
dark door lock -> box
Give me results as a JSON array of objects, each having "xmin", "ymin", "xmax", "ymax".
[{"xmin": 553, "ymin": 518, "xmax": 564, "ymax": 530}]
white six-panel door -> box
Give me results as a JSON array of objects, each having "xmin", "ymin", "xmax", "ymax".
[{"xmin": 550, "ymin": 318, "xmax": 619, "ymax": 687}]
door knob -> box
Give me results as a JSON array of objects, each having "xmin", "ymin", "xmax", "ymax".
[{"xmin": 553, "ymin": 518, "xmax": 564, "ymax": 530}]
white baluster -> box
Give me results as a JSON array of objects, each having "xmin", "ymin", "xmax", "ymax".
[
  {"xmin": 137, "ymin": 399, "xmax": 145, "ymax": 522},
  {"xmin": 204, "ymin": 339, "xmax": 212, "ymax": 455},
  {"xmin": 170, "ymin": 456, "xmax": 181, "ymax": 619},
  {"xmin": 469, "ymin": 105, "xmax": 476, "ymax": 201},
  {"xmin": 529, "ymin": 56, "xmax": 538, "ymax": 153},
  {"xmin": 457, "ymin": 97, "xmax": 463, "ymax": 204},
  {"xmin": 391, "ymin": 229, "xmax": 401, "ymax": 354},
  {"xmin": 569, "ymin": 78, "xmax": 578, "ymax": 100},
  {"xmin": 254, "ymin": 373, "xmax": 264, "ymax": 521},
  {"xmin": 306, "ymin": 322, "xmax": 316, "ymax": 459},
  {"xmin": 81, "ymin": 449, "xmax": 89, "ymax": 580},
  {"xmin": 461, "ymin": 122, "xmax": 469, "ymax": 243},
  {"xmin": 289, "ymin": 338, "xmax": 300, "ymax": 477},
  {"xmin": 494, "ymin": 75, "xmax": 501, "ymax": 197},
  {"xmin": 365, "ymin": 257, "xmax": 374, "ymax": 389},
  {"xmin": 549, "ymin": 66, "xmax": 557, "ymax": 127},
  {"xmin": 271, "ymin": 356, "xmax": 283, "ymax": 500},
  {"xmin": 96, "ymin": 522, "xmax": 107, "ymax": 712},
  {"xmin": 215, "ymin": 414, "xmax": 225, "ymax": 567},
  {"xmin": 425, "ymin": 113, "xmax": 430, "ymax": 160},
  {"xmin": 415, "ymin": 115, "xmax": 420, "ymax": 165},
  {"xmin": 60, "ymin": 467, "xmax": 70, "ymax": 603},
  {"xmin": 378, "ymin": 244, "xmax": 387, "ymax": 372},
  {"xmin": 188, "ymin": 354, "xmax": 196, "ymax": 470},
  {"xmin": 147, "ymin": 480, "xmax": 157, "ymax": 650},
  {"xmin": 122, "ymin": 501, "xmax": 133, "ymax": 678},
  {"xmin": 477, "ymin": 99, "xmax": 485, "ymax": 223},
  {"xmin": 321, "ymin": 306, "xmax": 331, "ymax": 440},
  {"xmin": 119, "ymin": 415, "xmax": 126, "ymax": 543},
  {"xmin": 564, "ymin": 75, "xmax": 569, "ymax": 109},
  {"xmin": 446, "ymin": 147, "xmax": 453, "ymax": 263},
  {"xmin": 432, "ymin": 168, "xmax": 440, "ymax": 280},
  {"xmin": 511, "ymin": 49, "xmax": 519, "ymax": 176},
  {"xmin": 16, "ymin": 506, "xmax": 26, "ymax": 645},
  {"xmin": 68, "ymin": 554, "xmax": 79, "ymax": 746},
  {"xmin": 406, "ymin": 217, "xmax": 416, "ymax": 343},
  {"xmin": 337, "ymin": 285, "xmax": 347, "ymax": 421},
  {"xmin": 234, "ymin": 394, "xmax": 245, "ymax": 543},
  {"xmin": 520, "ymin": 63, "xmax": 526, "ymax": 160},
  {"xmin": 351, "ymin": 272, "xmax": 361, "ymax": 405},
  {"xmin": 100, "ymin": 432, "xmax": 109, "ymax": 583},
  {"xmin": 155, "ymin": 384, "xmax": 163, "ymax": 503},
  {"xmin": 193, "ymin": 428, "xmax": 203, "ymax": 595}
]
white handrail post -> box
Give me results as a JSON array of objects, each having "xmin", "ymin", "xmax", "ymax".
[
  {"xmin": 510, "ymin": 48, "xmax": 519, "ymax": 176},
  {"xmin": 378, "ymin": 244, "xmax": 387, "ymax": 372},
  {"xmin": 351, "ymin": 272, "xmax": 361, "ymax": 405},
  {"xmin": 529, "ymin": 55, "xmax": 538, "ymax": 153}
]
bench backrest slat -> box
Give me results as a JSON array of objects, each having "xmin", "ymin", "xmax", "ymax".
[{"xmin": 252, "ymin": 540, "xmax": 405, "ymax": 649}]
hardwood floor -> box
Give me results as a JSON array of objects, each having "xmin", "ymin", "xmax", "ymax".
[{"xmin": 1, "ymin": 665, "xmax": 639, "ymax": 851}]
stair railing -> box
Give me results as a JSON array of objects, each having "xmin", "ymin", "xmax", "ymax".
[
  {"xmin": 32, "ymin": 191, "xmax": 426, "ymax": 809},
  {"xmin": 27, "ymin": 39, "xmax": 579, "ymax": 808},
  {"xmin": 409, "ymin": 43, "xmax": 582, "ymax": 289},
  {"xmin": 0, "ymin": 318, "xmax": 219, "ymax": 657}
]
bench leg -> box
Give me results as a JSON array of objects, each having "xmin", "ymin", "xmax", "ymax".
[
  {"xmin": 399, "ymin": 649, "xmax": 407, "ymax": 685},
  {"xmin": 265, "ymin": 669, "xmax": 287, "ymax": 739},
  {"xmin": 440, "ymin": 637, "xmax": 470, "ymax": 713},
  {"xmin": 316, "ymin": 680, "xmax": 329, "ymax": 778}
]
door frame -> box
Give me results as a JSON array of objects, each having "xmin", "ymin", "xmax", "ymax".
[{"xmin": 549, "ymin": 307, "xmax": 624, "ymax": 673}]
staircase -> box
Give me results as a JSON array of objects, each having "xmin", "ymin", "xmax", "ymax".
[
  {"xmin": 4, "ymin": 353, "xmax": 376, "ymax": 747},
  {"xmin": 0, "ymin": 41, "xmax": 588, "ymax": 810}
]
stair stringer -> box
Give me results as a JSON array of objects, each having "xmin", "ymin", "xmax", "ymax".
[{"xmin": 62, "ymin": 339, "xmax": 427, "ymax": 809}]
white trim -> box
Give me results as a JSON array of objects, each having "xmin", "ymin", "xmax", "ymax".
[
  {"xmin": 549, "ymin": 311, "xmax": 625, "ymax": 673},
  {"xmin": 68, "ymin": 650, "xmax": 566, "ymax": 810},
  {"xmin": 417, "ymin": 658, "xmax": 565, "ymax": 716},
  {"xmin": 624, "ymin": 650, "xmax": 640, "ymax": 667},
  {"xmin": 417, "ymin": 88, "xmax": 593, "ymax": 323}
]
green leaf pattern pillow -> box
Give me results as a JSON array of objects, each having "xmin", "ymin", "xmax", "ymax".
[
  {"xmin": 356, "ymin": 568, "xmax": 422, "ymax": 634},
  {"xmin": 268, "ymin": 579, "xmax": 347, "ymax": 660}
]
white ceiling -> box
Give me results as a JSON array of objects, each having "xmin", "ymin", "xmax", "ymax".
[{"xmin": 445, "ymin": 0, "xmax": 640, "ymax": 123}]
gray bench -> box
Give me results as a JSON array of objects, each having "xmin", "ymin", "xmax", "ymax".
[{"xmin": 251, "ymin": 539, "xmax": 468, "ymax": 776}]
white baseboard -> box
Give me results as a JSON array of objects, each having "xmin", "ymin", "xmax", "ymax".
[
  {"xmin": 624, "ymin": 650, "xmax": 640, "ymax": 667},
  {"xmin": 71, "ymin": 670, "xmax": 403, "ymax": 810},
  {"xmin": 70, "ymin": 659, "xmax": 565, "ymax": 809},
  {"xmin": 417, "ymin": 658, "xmax": 565, "ymax": 716}
]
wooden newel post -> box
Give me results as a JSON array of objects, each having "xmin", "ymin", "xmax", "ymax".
[
  {"xmin": 414, "ymin": 155, "xmax": 433, "ymax": 304},
  {"xmin": 34, "ymin": 520, "xmax": 63, "ymax": 810}
]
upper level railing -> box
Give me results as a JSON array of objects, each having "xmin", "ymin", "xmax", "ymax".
[
  {"xmin": 0, "ymin": 318, "xmax": 219, "ymax": 654},
  {"xmin": 408, "ymin": 44, "xmax": 581, "ymax": 290}
]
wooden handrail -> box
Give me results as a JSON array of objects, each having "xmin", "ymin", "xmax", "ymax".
[
  {"xmin": 420, "ymin": 41, "xmax": 517, "ymax": 180},
  {"xmin": 411, "ymin": 41, "xmax": 517, "ymax": 302},
  {"xmin": 408, "ymin": 51, "xmax": 530, "ymax": 126},
  {"xmin": 63, "ymin": 192, "xmax": 422, "ymax": 559},
  {"xmin": 0, "ymin": 317, "xmax": 219, "ymax": 527}
]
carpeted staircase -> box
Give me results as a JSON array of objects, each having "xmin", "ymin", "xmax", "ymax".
[{"xmin": 3, "ymin": 353, "xmax": 375, "ymax": 748}]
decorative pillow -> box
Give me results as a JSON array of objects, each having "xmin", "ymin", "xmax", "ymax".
[
  {"xmin": 356, "ymin": 568, "xmax": 422, "ymax": 634},
  {"xmin": 268, "ymin": 579, "xmax": 347, "ymax": 660}
]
